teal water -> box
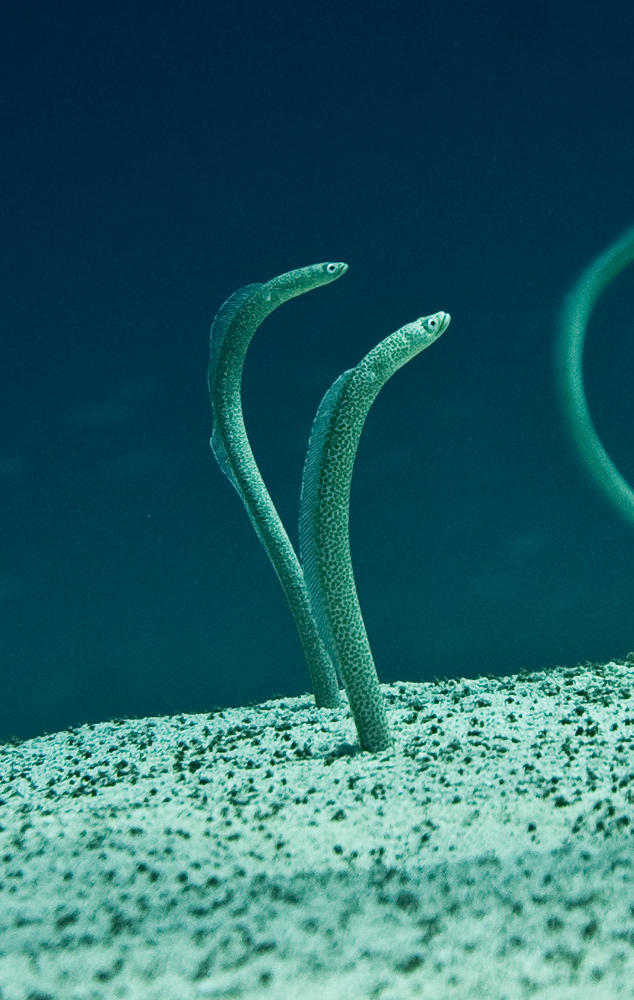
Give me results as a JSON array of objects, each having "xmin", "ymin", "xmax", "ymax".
[{"xmin": 2, "ymin": 0, "xmax": 634, "ymax": 743}]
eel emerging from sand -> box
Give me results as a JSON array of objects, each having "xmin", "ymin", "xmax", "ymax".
[
  {"xmin": 300, "ymin": 310, "xmax": 450, "ymax": 751},
  {"xmin": 209, "ymin": 263, "xmax": 347, "ymax": 708}
]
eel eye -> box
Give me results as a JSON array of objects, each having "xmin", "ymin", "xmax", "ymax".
[{"xmin": 326, "ymin": 263, "xmax": 338, "ymax": 274}]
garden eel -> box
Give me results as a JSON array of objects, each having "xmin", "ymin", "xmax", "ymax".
[
  {"xmin": 300, "ymin": 310, "xmax": 451, "ymax": 752},
  {"xmin": 555, "ymin": 224, "xmax": 634, "ymax": 527},
  {"xmin": 208, "ymin": 262, "xmax": 347, "ymax": 709}
]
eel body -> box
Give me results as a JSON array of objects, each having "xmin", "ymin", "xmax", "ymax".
[
  {"xmin": 300, "ymin": 310, "xmax": 450, "ymax": 751},
  {"xmin": 209, "ymin": 263, "xmax": 347, "ymax": 708},
  {"xmin": 555, "ymin": 224, "xmax": 634, "ymax": 526}
]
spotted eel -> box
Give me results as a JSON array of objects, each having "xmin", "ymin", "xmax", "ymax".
[
  {"xmin": 208, "ymin": 263, "xmax": 347, "ymax": 708},
  {"xmin": 300, "ymin": 310, "xmax": 450, "ymax": 751}
]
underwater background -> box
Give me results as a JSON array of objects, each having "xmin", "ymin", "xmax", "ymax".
[{"xmin": 1, "ymin": 0, "xmax": 633, "ymax": 743}]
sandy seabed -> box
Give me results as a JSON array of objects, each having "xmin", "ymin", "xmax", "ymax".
[{"xmin": 2, "ymin": 660, "xmax": 634, "ymax": 998}]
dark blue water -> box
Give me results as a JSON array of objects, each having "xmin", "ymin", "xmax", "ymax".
[{"xmin": 2, "ymin": 0, "xmax": 634, "ymax": 741}]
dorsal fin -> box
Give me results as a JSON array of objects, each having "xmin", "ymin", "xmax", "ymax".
[{"xmin": 209, "ymin": 282, "xmax": 262, "ymax": 387}]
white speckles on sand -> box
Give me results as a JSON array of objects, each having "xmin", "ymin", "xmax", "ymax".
[{"xmin": 2, "ymin": 661, "xmax": 634, "ymax": 998}]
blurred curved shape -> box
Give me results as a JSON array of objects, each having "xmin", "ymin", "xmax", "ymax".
[{"xmin": 555, "ymin": 224, "xmax": 634, "ymax": 525}]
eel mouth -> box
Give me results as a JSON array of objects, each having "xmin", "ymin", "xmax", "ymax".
[{"xmin": 436, "ymin": 310, "xmax": 451, "ymax": 334}]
